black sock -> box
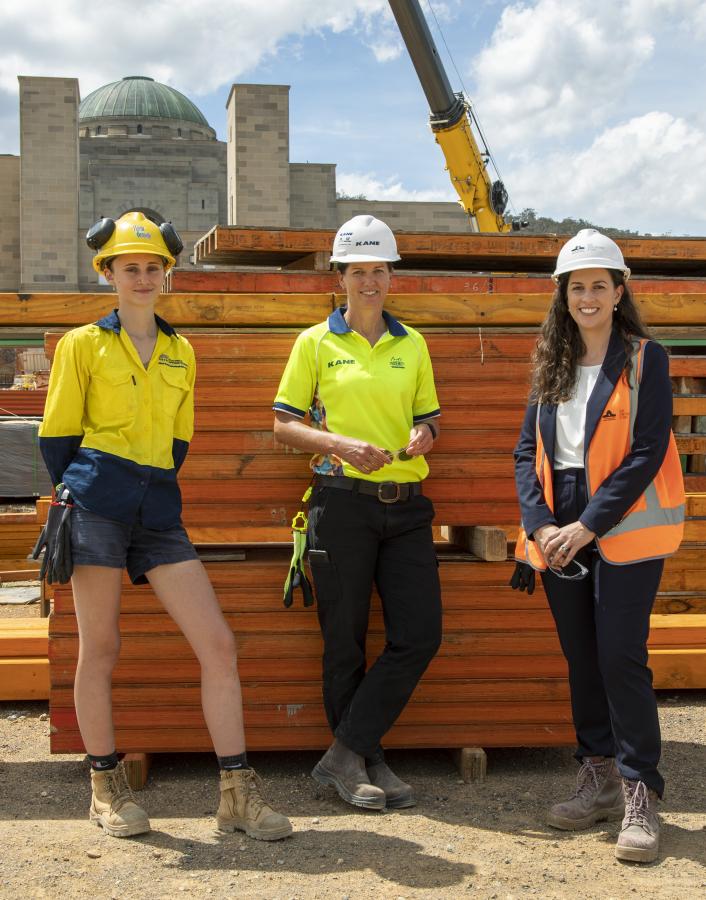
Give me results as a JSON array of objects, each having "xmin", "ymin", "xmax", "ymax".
[
  {"xmin": 88, "ymin": 751, "xmax": 120, "ymax": 772},
  {"xmin": 218, "ymin": 752, "xmax": 249, "ymax": 771}
]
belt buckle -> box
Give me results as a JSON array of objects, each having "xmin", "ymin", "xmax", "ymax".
[{"xmin": 377, "ymin": 482, "xmax": 401, "ymax": 504}]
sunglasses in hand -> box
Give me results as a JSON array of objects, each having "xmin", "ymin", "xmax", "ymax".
[{"xmin": 385, "ymin": 447, "xmax": 414, "ymax": 462}]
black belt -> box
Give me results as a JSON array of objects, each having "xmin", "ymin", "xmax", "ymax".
[{"xmin": 314, "ymin": 474, "xmax": 422, "ymax": 504}]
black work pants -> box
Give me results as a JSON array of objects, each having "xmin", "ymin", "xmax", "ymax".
[
  {"xmin": 307, "ymin": 484, "xmax": 442, "ymax": 759},
  {"xmin": 541, "ymin": 468, "xmax": 665, "ymax": 796}
]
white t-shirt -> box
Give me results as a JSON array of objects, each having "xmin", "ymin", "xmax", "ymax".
[{"xmin": 554, "ymin": 364, "xmax": 602, "ymax": 470}]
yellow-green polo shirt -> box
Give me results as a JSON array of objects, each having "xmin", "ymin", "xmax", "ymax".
[{"xmin": 273, "ymin": 307, "xmax": 440, "ymax": 482}]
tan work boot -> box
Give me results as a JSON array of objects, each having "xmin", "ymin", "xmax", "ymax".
[
  {"xmin": 312, "ymin": 739, "xmax": 386, "ymax": 810},
  {"xmin": 615, "ymin": 779, "xmax": 660, "ymax": 863},
  {"xmin": 217, "ymin": 769, "xmax": 292, "ymax": 841},
  {"xmin": 367, "ymin": 761, "xmax": 415, "ymax": 809},
  {"xmin": 547, "ymin": 757, "xmax": 624, "ymax": 830},
  {"xmin": 89, "ymin": 762, "xmax": 150, "ymax": 838}
]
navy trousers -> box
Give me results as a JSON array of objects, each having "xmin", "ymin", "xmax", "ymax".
[
  {"xmin": 307, "ymin": 483, "xmax": 442, "ymax": 760},
  {"xmin": 541, "ymin": 468, "xmax": 665, "ymax": 797}
]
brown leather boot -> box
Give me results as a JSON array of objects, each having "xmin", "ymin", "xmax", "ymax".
[
  {"xmin": 367, "ymin": 761, "xmax": 416, "ymax": 809},
  {"xmin": 615, "ymin": 779, "xmax": 660, "ymax": 863},
  {"xmin": 217, "ymin": 769, "xmax": 292, "ymax": 841},
  {"xmin": 547, "ymin": 757, "xmax": 624, "ymax": 830},
  {"xmin": 312, "ymin": 739, "xmax": 386, "ymax": 810},
  {"xmin": 89, "ymin": 762, "xmax": 150, "ymax": 838}
]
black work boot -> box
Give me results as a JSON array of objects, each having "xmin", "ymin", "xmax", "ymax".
[
  {"xmin": 547, "ymin": 757, "xmax": 624, "ymax": 830},
  {"xmin": 367, "ymin": 761, "xmax": 416, "ymax": 809},
  {"xmin": 312, "ymin": 739, "xmax": 386, "ymax": 810}
]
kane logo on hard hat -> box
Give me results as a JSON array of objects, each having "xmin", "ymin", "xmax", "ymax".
[
  {"xmin": 570, "ymin": 244, "xmax": 586, "ymax": 253},
  {"xmin": 355, "ymin": 240, "xmax": 380, "ymax": 247}
]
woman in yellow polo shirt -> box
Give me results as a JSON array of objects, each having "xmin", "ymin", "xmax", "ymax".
[
  {"xmin": 39, "ymin": 212, "xmax": 291, "ymax": 842},
  {"xmin": 273, "ymin": 215, "xmax": 442, "ymax": 811}
]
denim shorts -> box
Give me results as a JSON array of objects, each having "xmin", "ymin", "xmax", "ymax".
[{"xmin": 70, "ymin": 506, "xmax": 199, "ymax": 584}]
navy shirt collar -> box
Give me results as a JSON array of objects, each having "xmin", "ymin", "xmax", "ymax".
[
  {"xmin": 328, "ymin": 305, "xmax": 407, "ymax": 337},
  {"xmin": 96, "ymin": 308, "xmax": 177, "ymax": 337}
]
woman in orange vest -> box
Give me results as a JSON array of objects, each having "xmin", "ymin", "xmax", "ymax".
[{"xmin": 512, "ymin": 229, "xmax": 684, "ymax": 864}]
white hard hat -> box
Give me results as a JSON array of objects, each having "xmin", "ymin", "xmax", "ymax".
[
  {"xmin": 330, "ymin": 215, "xmax": 401, "ymax": 264},
  {"xmin": 553, "ymin": 229, "xmax": 630, "ymax": 283}
]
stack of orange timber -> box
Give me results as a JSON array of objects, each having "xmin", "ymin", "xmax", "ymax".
[
  {"xmin": 0, "ymin": 618, "xmax": 48, "ymax": 701},
  {"xmin": 0, "ymin": 510, "xmax": 41, "ymax": 573},
  {"xmin": 0, "ymin": 227, "xmax": 703, "ymax": 750}
]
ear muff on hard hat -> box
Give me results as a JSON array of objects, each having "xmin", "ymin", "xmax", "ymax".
[
  {"xmin": 87, "ymin": 211, "xmax": 184, "ymax": 273},
  {"xmin": 330, "ymin": 214, "xmax": 401, "ymax": 265},
  {"xmin": 552, "ymin": 228, "xmax": 631, "ymax": 283}
]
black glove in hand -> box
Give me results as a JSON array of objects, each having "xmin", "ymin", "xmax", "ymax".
[
  {"xmin": 31, "ymin": 486, "xmax": 74, "ymax": 584},
  {"xmin": 509, "ymin": 561, "xmax": 535, "ymax": 595}
]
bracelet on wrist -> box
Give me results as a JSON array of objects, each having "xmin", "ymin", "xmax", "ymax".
[{"xmin": 422, "ymin": 421, "xmax": 438, "ymax": 440}]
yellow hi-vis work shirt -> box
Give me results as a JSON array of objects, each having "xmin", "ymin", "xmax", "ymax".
[
  {"xmin": 38, "ymin": 310, "xmax": 195, "ymax": 529},
  {"xmin": 273, "ymin": 307, "xmax": 440, "ymax": 482}
]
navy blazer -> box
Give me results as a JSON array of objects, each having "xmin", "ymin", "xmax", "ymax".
[{"xmin": 514, "ymin": 329, "xmax": 673, "ymax": 539}]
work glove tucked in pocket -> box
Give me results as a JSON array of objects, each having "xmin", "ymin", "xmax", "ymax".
[{"xmin": 31, "ymin": 484, "xmax": 74, "ymax": 584}]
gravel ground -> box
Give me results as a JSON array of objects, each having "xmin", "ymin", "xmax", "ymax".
[{"xmin": 0, "ymin": 695, "xmax": 704, "ymax": 899}]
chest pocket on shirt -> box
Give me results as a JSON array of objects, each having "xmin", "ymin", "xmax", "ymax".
[
  {"xmin": 87, "ymin": 368, "xmax": 136, "ymax": 429},
  {"xmin": 158, "ymin": 364, "xmax": 189, "ymax": 420}
]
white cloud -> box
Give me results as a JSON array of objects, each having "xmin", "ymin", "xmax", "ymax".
[
  {"xmin": 507, "ymin": 111, "xmax": 706, "ymax": 234},
  {"xmin": 337, "ymin": 171, "xmax": 454, "ymax": 202},
  {"xmin": 0, "ymin": 0, "xmax": 392, "ymax": 149},
  {"xmin": 471, "ymin": 0, "xmax": 706, "ymax": 147}
]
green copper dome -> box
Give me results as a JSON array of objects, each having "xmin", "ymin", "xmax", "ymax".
[{"xmin": 79, "ymin": 76, "xmax": 209, "ymax": 126}]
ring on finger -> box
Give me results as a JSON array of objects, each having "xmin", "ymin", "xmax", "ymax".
[{"xmin": 559, "ymin": 543, "xmax": 569, "ymax": 552}]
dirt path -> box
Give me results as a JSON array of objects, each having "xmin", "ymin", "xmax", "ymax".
[{"xmin": 1, "ymin": 695, "xmax": 704, "ymax": 899}]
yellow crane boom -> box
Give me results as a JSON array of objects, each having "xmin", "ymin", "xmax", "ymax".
[{"xmin": 388, "ymin": 0, "xmax": 511, "ymax": 233}]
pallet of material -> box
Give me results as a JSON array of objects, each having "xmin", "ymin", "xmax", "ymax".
[
  {"xmin": 194, "ymin": 225, "xmax": 706, "ymax": 275},
  {"xmin": 0, "ymin": 617, "xmax": 49, "ymax": 700},
  {"xmin": 38, "ymin": 331, "xmax": 703, "ymax": 529},
  {"xmin": 47, "ymin": 549, "xmax": 706, "ymax": 753}
]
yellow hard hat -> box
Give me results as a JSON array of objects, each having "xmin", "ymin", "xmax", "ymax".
[{"xmin": 88, "ymin": 211, "xmax": 182, "ymax": 273}]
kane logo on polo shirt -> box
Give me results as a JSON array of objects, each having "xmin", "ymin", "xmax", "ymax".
[
  {"xmin": 389, "ymin": 356, "xmax": 405, "ymax": 369},
  {"xmin": 328, "ymin": 358, "xmax": 356, "ymax": 368},
  {"xmin": 158, "ymin": 354, "xmax": 188, "ymax": 369}
]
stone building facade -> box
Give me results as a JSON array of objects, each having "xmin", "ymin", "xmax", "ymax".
[{"xmin": 0, "ymin": 76, "xmax": 467, "ymax": 292}]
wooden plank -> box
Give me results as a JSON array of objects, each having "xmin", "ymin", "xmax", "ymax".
[
  {"xmin": 442, "ymin": 526, "xmax": 507, "ymax": 561},
  {"xmin": 194, "ymin": 226, "xmax": 706, "ymax": 276},
  {"xmin": 50, "ymin": 721, "xmax": 578, "ymax": 753},
  {"xmin": 650, "ymin": 649, "xmax": 706, "ymax": 689},
  {"xmin": 3, "ymin": 290, "xmax": 704, "ymax": 328},
  {"xmin": 166, "ymin": 268, "xmax": 706, "ymax": 296},
  {"xmin": 48, "ymin": 654, "xmax": 573, "ymax": 688},
  {"xmin": 0, "ymin": 658, "xmax": 49, "ymax": 700},
  {"xmin": 0, "ymin": 618, "xmax": 48, "ymax": 657},
  {"xmin": 50, "ymin": 678, "xmax": 572, "ymax": 709}
]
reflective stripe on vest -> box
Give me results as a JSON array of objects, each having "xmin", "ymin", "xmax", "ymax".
[{"xmin": 515, "ymin": 339, "xmax": 685, "ymax": 569}]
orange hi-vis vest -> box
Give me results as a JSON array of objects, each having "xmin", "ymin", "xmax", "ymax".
[{"xmin": 515, "ymin": 339, "xmax": 685, "ymax": 570}]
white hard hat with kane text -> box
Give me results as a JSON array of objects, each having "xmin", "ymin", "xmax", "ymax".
[{"xmin": 330, "ymin": 215, "xmax": 401, "ymax": 264}]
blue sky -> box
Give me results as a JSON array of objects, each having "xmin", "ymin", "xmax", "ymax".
[{"xmin": 1, "ymin": 1, "xmax": 705, "ymax": 235}]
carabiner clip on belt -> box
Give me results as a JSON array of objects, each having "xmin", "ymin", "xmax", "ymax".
[{"xmin": 283, "ymin": 485, "xmax": 314, "ymax": 608}]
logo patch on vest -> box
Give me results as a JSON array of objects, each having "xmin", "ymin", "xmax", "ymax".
[
  {"xmin": 601, "ymin": 410, "xmax": 617, "ymax": 419},
  {"xmin": 389, "ymin": 356, "xmax": 405, "ymax": 369},
  {"xmin": 327, "ymin": 358, "xmax": 356, "ymax": 369}
]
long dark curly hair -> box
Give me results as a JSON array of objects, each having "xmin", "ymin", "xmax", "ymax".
[{"xmin": 530, "ymin": 270, "xmax": 651, "ymax": 404}]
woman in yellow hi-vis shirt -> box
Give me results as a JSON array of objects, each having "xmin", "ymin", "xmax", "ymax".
[
  {"xmin": 273, "ymin": 215, "xmax": 442, "ymax": 811},
  {"xmin": 39, "ymin": 212, "xmax": 290, "ymax": 842}
]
